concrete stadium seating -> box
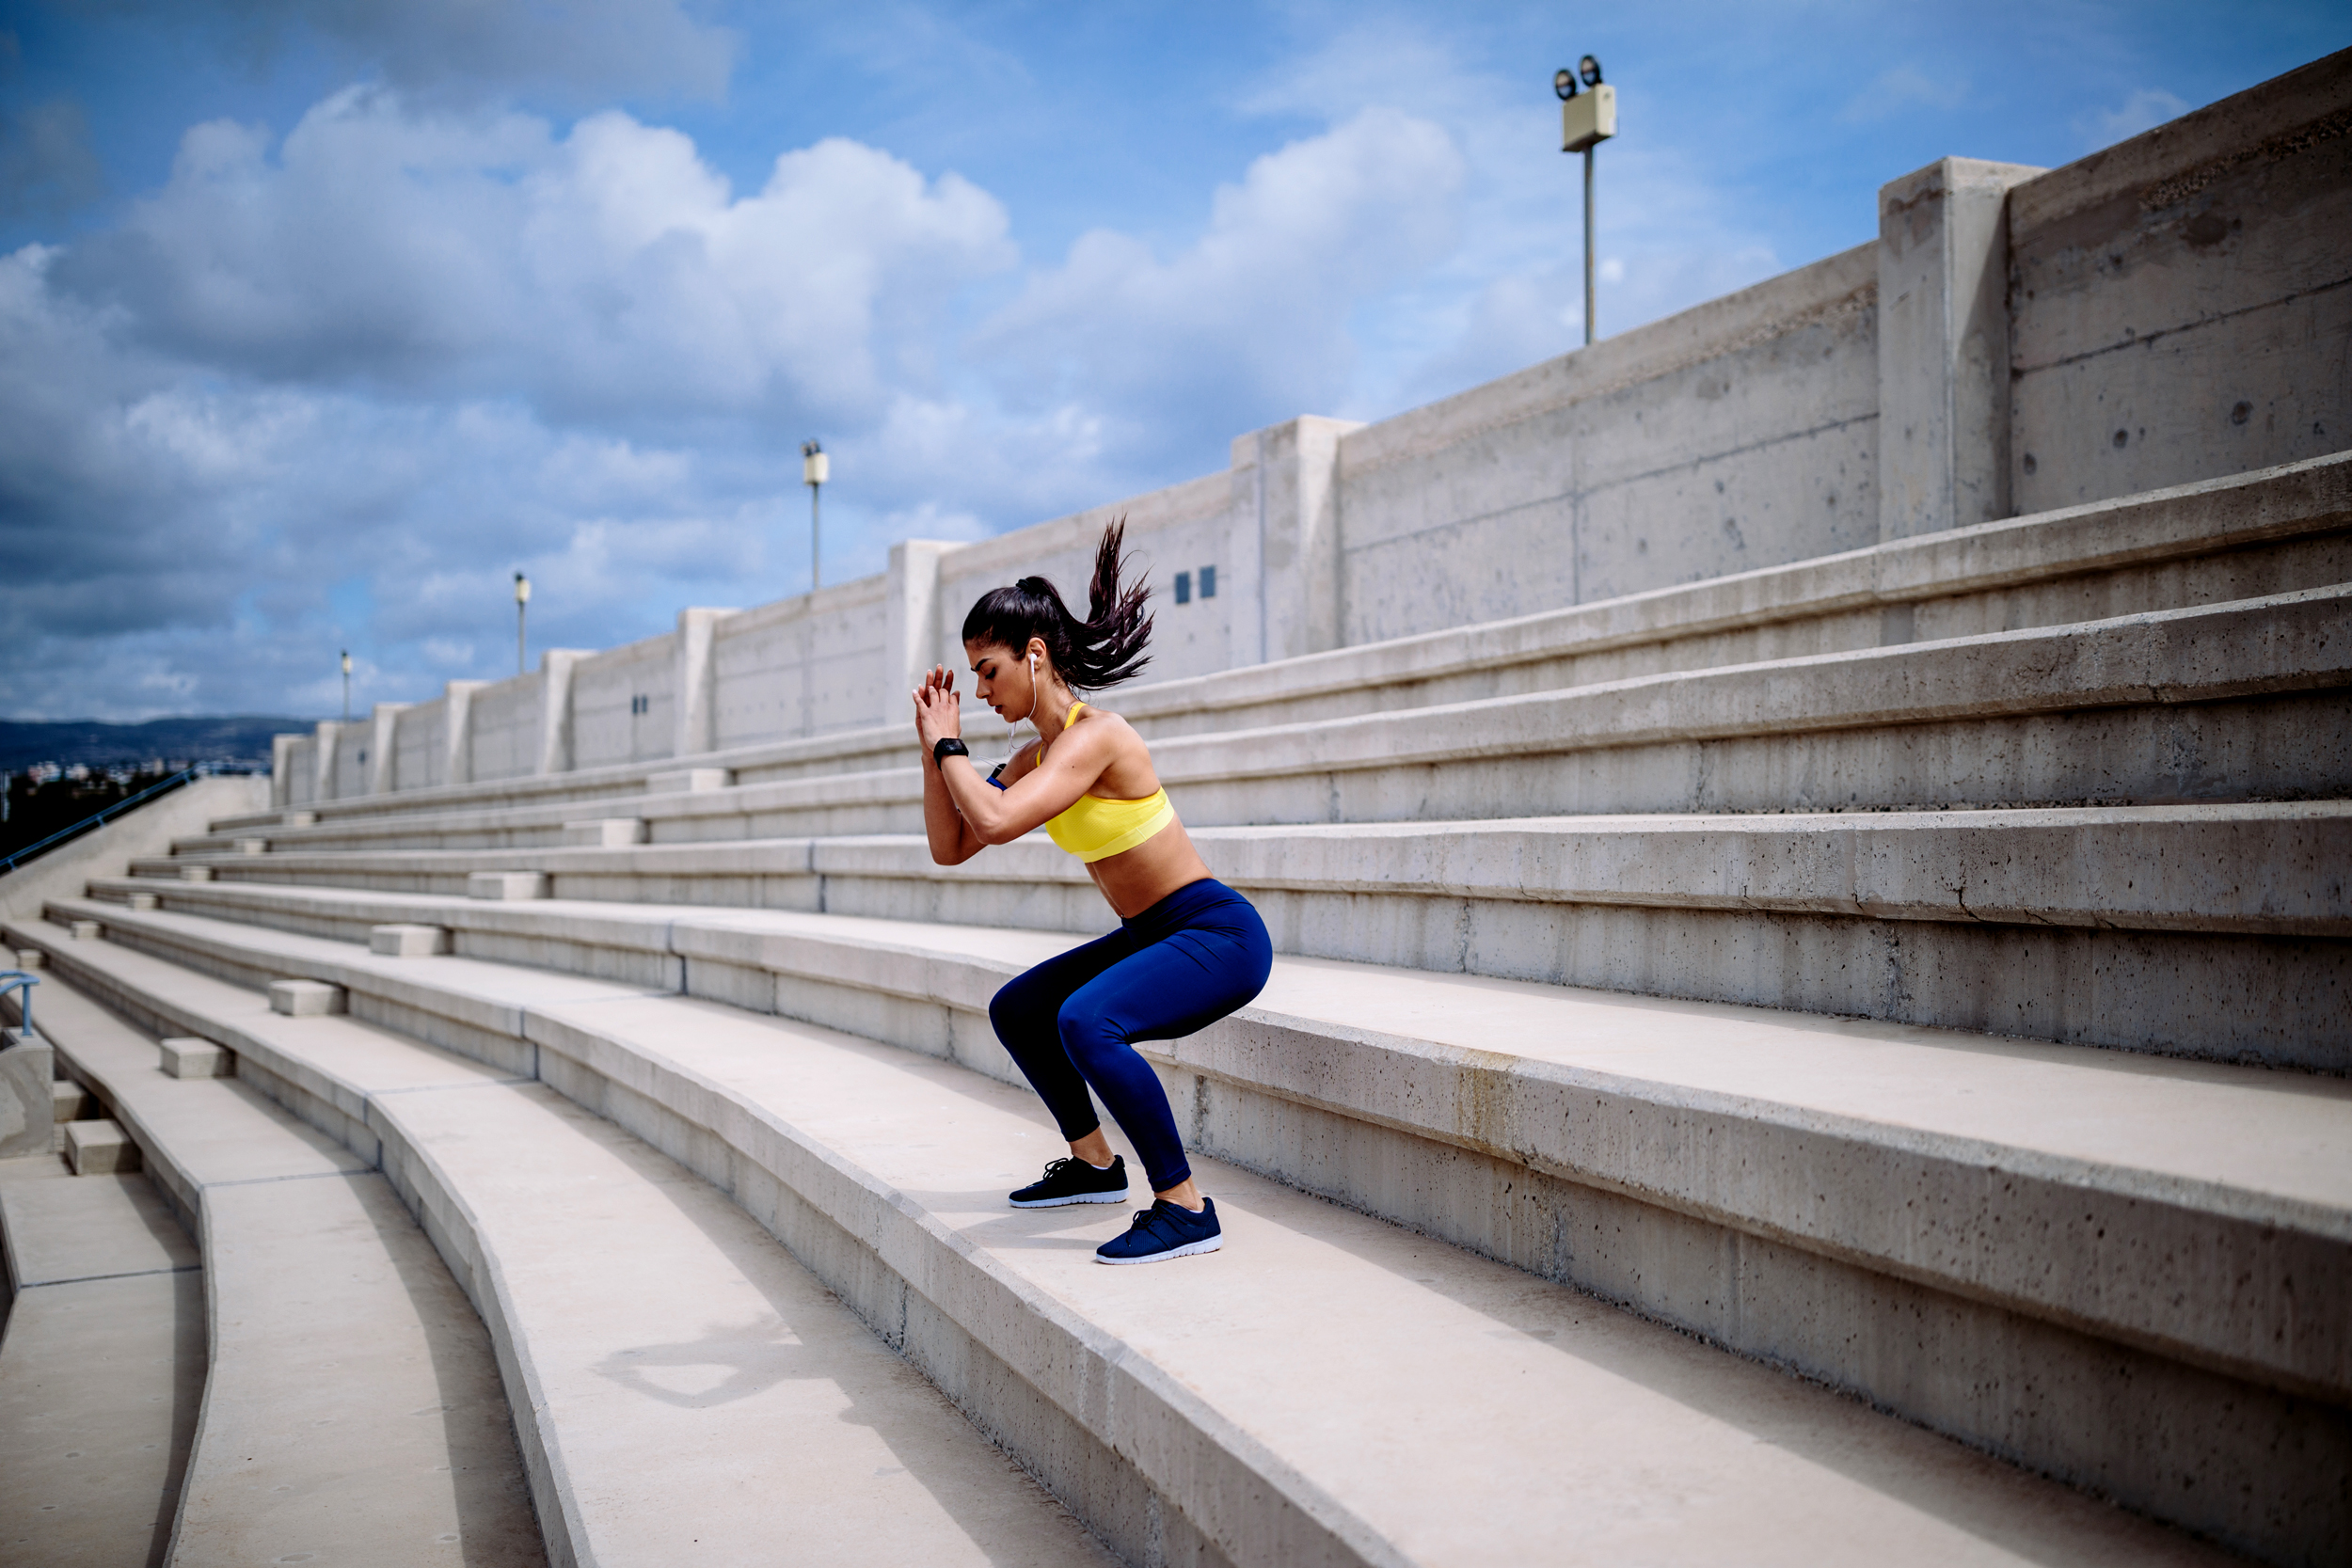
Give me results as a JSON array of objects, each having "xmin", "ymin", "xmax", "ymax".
[
  {"xmin": 4, "ymin": 444, "xmax": 2344, "ymax": 1564},
  {"xmin": 4, "ymin": 909, "xmax": 2265, "ymax": 1568}
]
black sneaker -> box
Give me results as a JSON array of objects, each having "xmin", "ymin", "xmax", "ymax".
[
  {"xmin": 1094, "ymin": 1197, "xmax": 1222, "ymax": 1264},
  {"xmin": 1009, "ymin": 1155, "xmax": 1129, "ymax": 1209}
]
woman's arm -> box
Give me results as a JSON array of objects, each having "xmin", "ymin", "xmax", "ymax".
[
  {"xmin": 928, "ymin": 703, "xmax": 1119, "ymax": 847},
  {"xmin": 913, "ymin": 668, "xmax": 986, "ymax": 864}
]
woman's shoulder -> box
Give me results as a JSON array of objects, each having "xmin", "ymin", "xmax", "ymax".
[{"xmin": 1069, "ymin": 704, "xmax": 1139, "ymax": 745}]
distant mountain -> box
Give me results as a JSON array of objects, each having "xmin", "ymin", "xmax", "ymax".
[{"xmin": 0, "ymin": 716, "xmax": 317, "ymax": 772}]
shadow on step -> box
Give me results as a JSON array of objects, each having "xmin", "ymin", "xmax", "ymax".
[
  {"xmin": 547, "ymin": 1093, "xmax": 1113, "ymax": 1566},
  {"xmin": 366, "ymin": 1176, "xmax": 550, "ymax": 1568},
  {"xmin": 133, "ymin": 1266, "xmax": 206, "ymax": 1568}
]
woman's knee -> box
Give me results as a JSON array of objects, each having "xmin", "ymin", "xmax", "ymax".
[
  {"xmin": 991, "ymin": 974, "xmax": 1050, "ymax": 1043},
  {"xmin": 1054, "ymin": 997, "xmax": 1119, "ymax": 1068}
]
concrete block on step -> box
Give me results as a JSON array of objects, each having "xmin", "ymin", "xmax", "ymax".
[
  {"xmin": 51, "ymin": 1078, "xmax": 95, "ymax": 1122},
  {"xmin": 268, "ymin": 979, "xmax": 346, "ymax": 1017},
  {"xmin": 69, "ymin": 921, "xmax": 101, "ymax": 941},
  {"xmin": 128, "ymin": 892, "xmax": 158, "ymax": 911},
  {"xmin": 646, "ymin": 768, "xmax": 730, "ymax": 794},
  {"xmin": 234, "ymin": 837, "xmax": 268, "ymax": 855},
  {"xmin": 180, "ymin": 865, "xmax": 214, "ymax": 882},
  {"xmin": 286, "ymin": 810, "xmax": 317, "ymax": 828},
  {"xmin": 159, "ymin": 1037, "xmax": 233, "ymax": 1079},
  {"xmin": 370, "ymin": 924, "xmax": 449, "ymax": 958},
  {"xmin": 65, "ymin": 1118, "xmax": 138, "ymax": 1176},
  {"xmin": 562, "ymin": 818, "xmax": 647, "ymax": 847},
  {"xmin": 14, "ymin": 948, "xmax": 43, "ymax": 968},
  {"xmin": 468, "ymin": 871, "xmax": 548, "ymax": 901}
]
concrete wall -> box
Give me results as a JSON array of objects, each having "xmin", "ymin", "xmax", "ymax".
[
  {"xmin": 467, "ymin": 672, "xmax": 548, "ymax": 784},
  {"xmin": 571, "ymin": 629, "xmax": 678, "ymax": 770},
  {"xmin": 275, "ymin": 51, "xmax": 2352, "ymax": 804},
  {"xmin": 2009, "ymin": 49, "xmax": 2352, "ymax": 516},
  {"xmin": 711, "ymin": 576, "xmax": 887, "ymax": 751},
  {"xmin": 391, "ymin": 701, "xmax": 443, "ymax": 793},
  {"xmin": 934, "ymin": 472, "xmax": 1237, "ymax": 689},
  {"xmin": 1333, "ymin": 247, "xmax": 1880, "ymax": 643}
]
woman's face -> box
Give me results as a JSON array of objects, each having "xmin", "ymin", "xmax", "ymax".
[{"xmin": 966, "ymin": 640, "xmax": 1033, "ymax": 720}]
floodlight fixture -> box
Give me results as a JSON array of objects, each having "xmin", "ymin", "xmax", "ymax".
[
  {"xmin": 514, "ymin": 571, "xmax": 531, "ymax": 675},
  {"xmin": 801, "ymin": 439, "xmax": 828, "ymax": 591},
  {"xmin": 1555, "ymin": 54, "xmax": 1618, "ymax": 345}
]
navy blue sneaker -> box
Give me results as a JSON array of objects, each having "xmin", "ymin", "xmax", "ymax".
[
  {"xmin": 1009, "ymin": 1155, "xmax": 1129, "ymax": 1209},
  {"xmin": 1094, "ymin": 1197, "xmax": 1222, "ymax": 1264}
]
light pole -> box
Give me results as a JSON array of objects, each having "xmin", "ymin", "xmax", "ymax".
[
  {"xmin": 341, "ymin": 650, "xmax": 352, "ymax": 721},
  {"xmin": 802, "ymin": 438, "xmax": 828, "ymax": 592},
  {"xmin": 514, "ymin": 572, "xmax": 531, "ymax": 676},
  {"xmin": 1555, "ymin": 55, "xmax": 1616, "ymax": 345}
]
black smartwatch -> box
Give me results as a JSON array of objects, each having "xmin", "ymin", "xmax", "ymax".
[{"xmin": 931, "ymin": 736, "xmax": 970, "ymax": 768}]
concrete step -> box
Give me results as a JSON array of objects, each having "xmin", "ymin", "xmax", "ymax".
[
  {"xmin": 1106, "ymin": 450, "xmax": 2352, "ymax": 742},
  {"xmin": 0, "ymin": 1152, "xmax": 203, "ymax": 1568},
  {"xmin": 232, "ymin": 451, "xmax": 2352, "ymax": 834},
  {"xmin": 15, "ymin": 896, "xmax": 2345, "ymax": 1564},
  {"xmin": 176, "ymin": 587, "xmax": 2352, "ymax": 867},
  {"xmin": 105, "ymin": 801, "xmax": 2352, "ymax": 1069},
  {"xmin": 18, "ymin": 933, "xmax": 1120, "ymax": 1566},
  {"xmin": 17, "ymin": 973, "xmax": 548, "ymax": 1566},
  {"xmin": 7, "ymin": 910, "xmax": 2259, "ymax": 1567}
]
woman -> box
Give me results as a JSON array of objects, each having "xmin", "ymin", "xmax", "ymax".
[{"xmin": 911, "ymin": 521, "xmax": 1272, "ymax": 1264}]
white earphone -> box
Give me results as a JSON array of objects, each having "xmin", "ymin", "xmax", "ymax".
[{"xmin": 997, "ymin": 647, "xmax": 1042, "ymax": 776}]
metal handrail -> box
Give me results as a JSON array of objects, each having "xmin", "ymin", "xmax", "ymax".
[
  {"xmin": 0, "ymin": 971, "xmax": 37, "ymax": 1045},
  {"xmin": 0, "ymin": 767, "xmax": 200, "ymax": 876}
]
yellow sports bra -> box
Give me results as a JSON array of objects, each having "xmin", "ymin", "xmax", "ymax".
[{"xmin": 1036, "ymin": 703, "xmax": 1175, "ymax": 863}]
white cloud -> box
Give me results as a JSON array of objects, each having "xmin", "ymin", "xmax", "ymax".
[
  {"xmin": 2081, "ymin": 87, "xmax": 2190, "ymax": 150},
  {"xmin": 64, "ymin": 89, "xmax": 1017, "ymax": 426},
  {"xmin": 1223, "ymin": 20, "xmax": 1784, "ymax": 413},
  {"xmin": 973, "ymin": 107, "xmax": 1465, "ymax": 467}
]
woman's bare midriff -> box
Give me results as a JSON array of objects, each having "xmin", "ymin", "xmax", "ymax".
[{"xmin": 1085, "ymin": 815, "xmax": 1216, "ymax": 919}]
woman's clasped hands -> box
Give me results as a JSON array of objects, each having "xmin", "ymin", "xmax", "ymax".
[{"xmin": 913, "ymin": 664, "xmax": 962, "ymax": 751}]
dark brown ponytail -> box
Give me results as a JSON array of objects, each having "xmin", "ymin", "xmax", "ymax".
[{"xmin": 961, "ymin": 519, "xmax": 1153, "ymax": 689}]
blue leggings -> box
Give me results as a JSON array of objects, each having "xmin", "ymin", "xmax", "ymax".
[{"xmin": 989, "ymin": 879, "xmax": 1272, "ymax": 1193}]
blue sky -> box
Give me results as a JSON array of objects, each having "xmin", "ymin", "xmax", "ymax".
[{"xmin": 1, "ymin": 0, "xmax": 2343, "ymax": 720}]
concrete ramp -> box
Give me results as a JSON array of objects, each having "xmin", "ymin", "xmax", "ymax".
[{"xmin": 0, "ymin": 1155, "xmax": 201, "ymax": 1567}]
